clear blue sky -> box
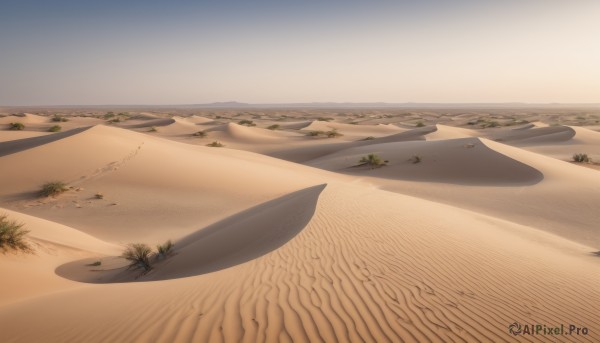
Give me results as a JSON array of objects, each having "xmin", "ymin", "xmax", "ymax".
[{"xmin": 1, "ymin": 0, "xmax": 599, "ymax": 105}]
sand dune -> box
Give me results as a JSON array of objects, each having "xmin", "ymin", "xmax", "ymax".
[
  {"xmin": 306, "ymin": 137, "xmax": 543, "ymax": 185},
  {"xmin": 1, "ymin": 110, "xmax": 599, "ymax": 342},
  {"xmin": 1, "ymin": 183, "xmax": 599, "ymax": 342}
]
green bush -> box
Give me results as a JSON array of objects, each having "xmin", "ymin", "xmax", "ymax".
[
  {"xmin": 573, "ymin": 153, "xmax": 590, "ymax": 163},
  {"xmin": 207, "ymin": 141, "xmax": 224, "ymax": 147},
  {"xmin": 326, "ymin": 129, "xmax": 343, "ymax": 138},
  {"xmin": 48, "ymin": 125, "xmax": 62, "ymax": 132},
  {"xmin": 40, "ymin": 181, "xmax": 68, "ymax": 197},
  {"xmin": 0, "ymin": 215, "xmax": 31, "ymax": 252},
  {"xmin": 238, "ymin": 119, "xmax": 256, "ymax": 126},
  {"xmin": 416, "ymin": 121, "xmax": 425, "ymax": 127},
  {"xmin": 156, "ymin": 240, "xmax": 174, "ymax": 260},
  {"xmin": 122, "ymin": 243, "xmax": 153, "ymax": 271},
  {"xmin": 306, "ymin": 130, "xmax": 324, "ymax": 137},
  {"xmin": 316, "ymin": 117, "xmax": 333, "ymax": 122},
  {"xmin": 9, "ymin": 122, "xmax": 24, "ymax": 130},
  {"xmin": 358, "ymin": 154, "xmax": 386, "ymax": 168},
  {"xmin": 267, "ymin": 124, "xmax": 280, "ymax": 130},
  {"xmin": 51, "ymin": 115, "xmax": 68, "ymax": 122}
]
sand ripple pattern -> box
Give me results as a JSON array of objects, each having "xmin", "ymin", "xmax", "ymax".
[{"xmin": 0, "ymin": 184, "xmax": 599, "ymax": 343}]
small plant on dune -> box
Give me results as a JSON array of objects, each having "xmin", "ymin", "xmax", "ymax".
[
  {"xmin": 87, "ymin": 261, "xmax": 102, "ymax": 267},
  {"xmin": 358, "ymin": 154, "xmax": 387, "ymax": 168},
  {"xmin": 95, "ymin": 193, "xmax": 104, "ymax": 199},
  {"xmin": 51, "ymin": 115, "xmax": 68, "ymax": 122},
  {"xmin": 316, "ymin": 117, "xmax": 333, "ymax": 122},
  {"xmin": 238, "ymin": 119, "xmax": 256, "ymax": 126},
  {"xmin": 108, "ymin": 117, "xmax": 121, "ymax": 123},
  {"xmin": 481, "ymin": 121, "xmax": 500, "ymax": 128},
  {"xmin": 0, "ymin": 215, "xmax": 31, "ymax": 253},
  {"xmin": 148, "ymin": 126, "xmax": 158, "ymax": 132},
  {"xmin": 410, "ymin": 155, "xmax": 422, "ymax": 164},
  {"xmin": 48, "ymin": 125, "xmax": 62, "ymax": 132},
  {"xmin": 207, "ymin": 141, "xmax": 224, "ymax": 147},
  {"xmin": 573, "ymin": 153, "xmax": 591, "ymax": 163},
  {"xmin": 40, "ymin": 181, "xmax": 68, "ymax": 197},
  {"xmin": 156, "ymin": 240, "xmax": 174, "ymax": 260},
  {"xmin": 267, "ymin": 124, "xmax": 280, "ymax": 130},
  {"xmin": 416, "ymin": 121, "xmax": 425, "ymax": 127},
  {"xmin": 192, "ymin": 130, "xmax": 207, "ymax": 137},
  {"xmin": 306, "ymin": 130, "xmax": 324, "ymax": 137},
  {"xmin": 122, "ymin": 243, "xmax": 154, "ymax": 272},
  {"xmin": 9, "ymin": 122, "xmax": 25, "ymax": 130},
  {"xmin": 103, "ymin": 112, "xmax": 115, "ymax": 119},
  {"xmin": 362, "ymin": 136, "xmax": 375, "ymax": 141},
  {"xmin": 326, "ymin": 129, "xmax": 343, "ymax": 138}
]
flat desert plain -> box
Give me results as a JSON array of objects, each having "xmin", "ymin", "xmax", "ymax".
[{"xmin": 1, "ymin": 107, "xmax": 599, "ymax": 342}]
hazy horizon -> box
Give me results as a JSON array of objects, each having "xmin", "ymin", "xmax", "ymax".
[{"xmin": 1, "ymin": 0, "xmax": 599, "ymax": 105}]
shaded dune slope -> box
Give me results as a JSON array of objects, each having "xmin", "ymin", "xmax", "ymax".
[{"xmin": 57, "ymin": 184, "xmax": 326, "ymax": 283}]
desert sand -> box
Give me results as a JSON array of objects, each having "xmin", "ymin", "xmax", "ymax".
[{"xmin": 1, "ymin": 107, "xmax": 599, "ymax": 342}]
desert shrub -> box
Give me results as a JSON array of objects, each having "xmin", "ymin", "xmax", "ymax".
[
  {"xmin": 103, "ymin": 112, "xmax": 115, "ymax": 119},
  {"xmin": 192, "ymin": 130, "xmax": 207, "ymax": 137},
  {"xmin": 416, "ymin": 121, "xmax": 425, "ymax": 127},
  {"xmin": 95, "ymin": 193, "xmax": 104, "ymax": 199},
  {"xmin": 573, "ymin": 153, "xmax": 590, "ymax": 163},
  {"xmin": 363, "ymin": 136, "xmax": 375, "ymax": 140},
  {"xmin": 306, "ymin": 130, "xmax": 324, "ymax": 137},
  {"xmin": 156, "ymin": 240, "xmax": 174, "ymax": 260},
  {"xmin": 51, "ymin": 115, "xmax": 68, "ymax": 122},
  {"xmin": 108, "ymin": 118, "xmax": 121, "ymax": 123},
  {"xmin": 238, "ymin": 119, "xmax": 256, "ymax": 126},
  {"xmin": 267, "ymin": 124, "xmax": 280, "ymax": 130},
  {"xmin": 88, "ymin": 261, "xmax": 101, "ymax": 266},
  {"xmin": 207, "ymin": 141, "xmax": 224, "ymax": 147},
  {"xmin": 48, "ymin": 125, "xmax": 62, "ymax": 132},
  {"xmin": 317, "ymin": 117, "xmax": 333, "ymax": 122},
  {"xmin": 358, "ymin": 154, "xmax": 386, "ymax": 168},
  {"xmin": 40, "ymin": 181, "xmax": 68, "ymax": 197},
  {"xmin": 326, "ymin": 129, "xmax": 343, "ymax": 138},
  {"xmin": 9, "ymin": 122, "xmax": 24, "ymax": 130},
  {"xmin": 148, "ymin": 126, "xmax": 158, "ymax": 132},
  {"xmin": 481, "ymin": 121, "xmax": 500, "ymax": 128},
  {"xmin": 0, "ymin": 215, "xmax": 31, "ymax": 252},
  {"xmin": 410, "ymin": 155, "xmax": 422, "ymax": 164},
  {"xmin": 122, "ymin": 243, "xmax": 154, "ymax": 271}
]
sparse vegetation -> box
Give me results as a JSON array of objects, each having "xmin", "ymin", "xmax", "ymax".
[
  {"xmin": 573, "ymin": 153, "xmax": 591, "ymax": 163},
  {"xmin": 48, "ymin": 125, "xmax": 62, "ymax": 132},
  {"xmin": 410, "ymin": 155, "xmax": 422, "ymax": 164},
  {"xmin": 156, "ymin": 240, "xmax": 174, "ymax": 260},
  {"xmin": 316, "ymin": 117, "xmax": 333, "ymax": 122},
  {"xmin": 51, "ymin": 115, "xmax": 68, "ymax": 122},
  {"xmin": 326, "ymin": 129, "xmax": 343, "ymax": 138},
  {"xmin": 207, "ymin": 141, "xmax": 224, "ymax": 147},
  {"xmin": 0, "ymin": 215, "xmax": 31, "ymax": 252},
  {"xmin": 362, "ymin": 136, "xmax": 375, "ymax": 140},
  {"xmin": 481, "ymin": 121, "xmax": 500, "ymax": 128},
  {"xmin": 40, "ymin": 181, "xmax": 68, "ymax": 197},
  {"xmin": 192, "ymin": 130, "xmax": 207, "ymax": 137},
  {"xmin": 88, "ymin": 261, "xmax": 101, "ymax": 267},
  {"xmin": 416, "ymin": 121, "xmax": 425, "ymax": 127},
  {"xmin": 9, "ymin": 122, "xmax": 24, "ymax": 130},
  {"xmin": 103, "ymin": 112, "xmax": 115, "ymax": 119},
  {"xmin": 358, "ymin": 154, "xmax": 387, "ymax": 168},
  {"xmin": 122, "ymin": 243, "xmax": 153, "ymax": 272},
  {"xmin": 148, "ymin": 126, "xmax": 158, "ymax": 132},
  {"xmin": 267, "ymin": 124, "xmax": 280, "ymax": 130},
  {"xmin": 95, "ymin": 193, "xmax": 104, "ymax": 199},
  {"xmin": 306, "ymin": 130, "xmax": 324, "ymax": 137},
  {"xmin": 238, "ymin": 119, "xmax": 256, "ymax": 126}
]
